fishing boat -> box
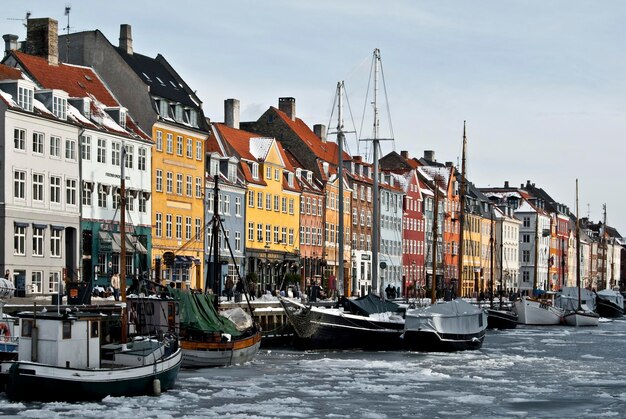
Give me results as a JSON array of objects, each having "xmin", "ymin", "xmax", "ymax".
[
  {"xmin": 172, "ymin": 175, "xmax": 260, "ymax": 368},
  {"xmin": 279, "ymin": 295, "xmax": 405, "ymax": 350},
  {"xmin": 404, "ymin": 126, "xmax": 487, "ymax": 351},
  {"xmin": 1, "ymin": 143, "xmax": 182, "ymax": 402},
  {"xmin": 595, "ymin": 289, "xmax": 624, "ymax": 318},
  {"xmin": 560, "ymin": 185, "xmax": 599, "ymax": 327}
]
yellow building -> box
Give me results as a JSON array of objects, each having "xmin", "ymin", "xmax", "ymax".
[
  {"xmin": 151, "ymin": 123, "xmax": 207, "ymax": 289},
  {"xmin": 213, "ymin": 123, "xmax": 300, "ymax": 295}
]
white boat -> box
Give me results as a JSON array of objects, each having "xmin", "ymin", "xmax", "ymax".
[
  {"xmin": 513, "ymin": 296, "xmax": 564, "ymax": 325},
  {"xmin": 1, "ymin": 310, "xmax": 181, "ymax": 402},
  {"xmin": 563, "ymin": 305, "xmax": 599, "ymax": 327},
  {"xmin": 403, "ymin": 299, "xmax": 488, "ymax": 352}
]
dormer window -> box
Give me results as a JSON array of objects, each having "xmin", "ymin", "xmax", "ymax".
[
  {"xmin": 158, "ymin": 99, "xmax": 169, "ymax": 118},
  {"xmin": 53, "ymin": 95, "xmax": 67, "ymax": 120},
  {"xmin": 296, "ymin": 168, "xmax": 301, "ymax": 178},
  {"xmin": 288, "ymin": 173, "xmax": 294, "ymax": 188},
  {"xmin": 252, "ymin": 163, "xmax": 259, "ymax": 180},
  {"xmin": 119, "ymin": 109, "xmax": 126, "ymax": 129},
  {"xmin": 17, "ymin": 85, "xmax": 33, "ymax": 112},
  {"xmin": 228, "ymin": 163, "xmax": 236, "ymax": 183},
  {"xmin": 306, "ymin": 172, "xmax": 312, "ymax": 184},
  {"xmin": 174, "ymin": 104, "xmax": 184, "ymax": 122},
  {"xmin": 186, "ymin": 108, "xmax": 198, "ymax": 127}
]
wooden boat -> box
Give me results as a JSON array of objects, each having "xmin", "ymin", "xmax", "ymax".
[
  {"xmin": 563, "ymin": 306, "xmax": 599, "ymax": 327},
  {"xmin": 1, "ymin": 310, "xmax": 181, "ymax": 402},
  {"xmin": 486, "ymin": 307, "xmax": 518, "ymax": 329},
  {"xmin": 595, "ymin": 289, "xmax": 624, "ymax": 318},
  {"xmin": 514, "ymin": 296, "xmax": 564, "ymax": 325},
  {"xmin": 279, "ymin": 296, "xmax": 405, "ymax": 350}
]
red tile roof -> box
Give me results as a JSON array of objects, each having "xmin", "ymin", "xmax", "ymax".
[
  {"xmin": 213, "ymin": 123, "xmax": 259, "ymax": 161},
  {"xmin": 0, "ymin": 64, "xmax": 23, "ymax": 81},
  {"xmin": 272, "ymin": 107, "xmax": 351, "ymax": 164},
  {"xmin": 12, "ymin": 51, "xmax": 118, "ymax": 106}
]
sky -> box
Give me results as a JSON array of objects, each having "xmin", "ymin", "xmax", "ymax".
[{"xmin": 3, "ymin": 1, "xmax": 626, "ymax": 233}]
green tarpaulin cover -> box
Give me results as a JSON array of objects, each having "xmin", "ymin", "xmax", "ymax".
[{"xmin": 169, "ymin": 289, "xmax": 243, "ymax": 337}]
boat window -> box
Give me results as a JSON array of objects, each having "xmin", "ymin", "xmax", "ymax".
[
  {"xmin": 22, "ymin": 319, "xmax": 33, "ymax": 337},
  {"xmin": 91, "ymin": 321, "xmax": 99, "ymax": 338},
  {"xmin": 63, "ymin": 321, "xmax": 72, "ymax": 339}
]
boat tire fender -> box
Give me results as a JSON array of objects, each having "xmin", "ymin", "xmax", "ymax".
[{"xmin": 153, "ymin": 378, "xmax": 161, "ymax": 396}]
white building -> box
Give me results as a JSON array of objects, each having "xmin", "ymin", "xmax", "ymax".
[
  {"xmin": 494, "ymin": 205, "xmax": 521, "ymax": 292},
  {"xmin": 379, "ymin": 173, "xmax": 405, "ymax": 296}
]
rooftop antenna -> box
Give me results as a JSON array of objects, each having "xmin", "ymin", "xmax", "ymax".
[
  {"xmin": 7, "ymin": 11, "xmax": 31, "ymax": 34},
  {"xmin": 64, "ymin": 5, "xmax": 71, "ymax": 62}
]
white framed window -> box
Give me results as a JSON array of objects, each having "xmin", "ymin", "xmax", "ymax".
[
  {"xmin": 266, "ymin": 166, "xmax": 272, "ymax": 179},
  {"xmin": 176, "ymin": 215, "xmax": 182, "ymax": 240},
  {"xmin": 33, "ymin": 132, "xmax": 44, "ymax": 154},
  {"xmin": 186, "ymin": 138, "xmax": 193, "ymax": 158},
  {"xmin": 274, "ymin": 195, "xmax": 279, "ymax": 212},
  {"xmin": 289, "ymin": 199, "xmax": 294, "ymax": 214},
  {"xmin": 195, "ymin": 177, "xmax": 202, "ymax": 198},
  {"xmin": 176, "ymin": 173, "xmax": 183, "ymax": 195},
  {"xmin": 235, "ymin": 197, "xmax": 241, "ymax": 216},
  {"xmin": 14, "ymin": 224, "xmax": 26, "ymax": 255},
  {"xmin": 185, "ymin": 216, "xmax": 192, "ymax": 240},
  {"xmin": 49, "ymin": 271, "xmax": 60, "ymax": 293},
  {"xmin": 126, "ymin": 190, "xmax": 134, "ymax": 211},
  {"xmin": 266, "ymin": 193, "xmax": 271, "ymax": 210},
  {"xmin": 50, "ymin": 228, "xmax": 62, "ymax": 257},
  {"xmin": 83, "ymin": 184, "xmax": 92, "ymax": 206},
  {"xmin": 274, "ymin": 169, "xmax": 280, "ymax": 181},
  {"xmin": 65, "ymin": 139, "xmax": 76, "ymax": 160},
  {"xmin": 112, "ymin": 142, "xmax": 121, "ymax": 166},
  {"xmin": 156, "ymin": 130, "xmax": 163, "ymax": 151},
  {"xmin": 252, "ymin": 163, "xmax": 259, "ymax": 179},
  {"xmin": 155, "ymin": 212, "xmax": 163, "ymax": 237},
  {"xmin": 66, "ymin": 179, "xmax": 77, "ymax": 206},
  {"xmin": 257, "ymin": 191, "xmax": 263, "ymax": 208},
  {"xmin": 257, "ymin": 223, "xmax": 263, "ymax": 242},
  {"xmin": 50, "ymin": 176, "xmax": 61, "ymax": 204},
  {"xmin": 97, "ymin": 138, "xmax": 106, "ymax": 163},
  {"xmin": 49, "ymin": 136, "xmax": 61, "ymax": 158},
  {"xmin": 288, "ymin": 228, "xmax": 294, "ymax": 246},
  {"xmin": 33, "ymin": 226, "xmax": 44, "ymax": 256},
  {"xmin": 124, "ymin": 145, "xmax": 134, "ymax": 169},
  {"xmin": 195, "ymin": 218, "xmax": 201, "ymax": 241},
  {"xmin": 248, "ymin": 222, "xmax": 254, "ymax": 241},
  {"xmin": 166, "ymin": 133, "xmax": 173, "ymax": 154},
  {"xmin": 18, "ymin": 85, "xmax": 33, "ymax": 111},
  {"xmin": 281, "ymin": 227, "xmax": 287, "ymax": 244},
  {"xmin": 138, "ymin": 147, "xmax": 146, "ymax": 171},
  {"xmin": 156, "ymin": 169, "xmax": 163, "ymax": 192},
  {"xmin": 13, "ymin": 170, "xmax": 26, "ymax": 199},
  {"xmin": 98, "ymin": 188, "xmax": 107, "ymax": 208},
  {"xmin": 53, "ymin": 96, "xmax": 67, "ymax": 120},
  {"xmin": 176, "ymin": 136, "xmax": 183, "ymax": 156},
  {"xmin": 196, "ymin": 140, "xmax": 203, "ymax": 160},
  {"xmin": 166, "ymin": 172, "xmax": 173, "ymax": 193},
  {"xmin": 139, "ymin": 193, "xmax": 146, "ymax": 213},
  {"xmin": 31, "ymin": 271, "xmax": 42, "ymax": 294},
  {"xmin": 281, "ymin": 197, "xmax": 287, "ymax": 213},
  {"xmin": 186, "ymin": 175, "xmax": 192, "ymax": 197},
  {"xmin": 80, "ymin": 135, "xmax": 91, "ymax": 160},
  {"xmin": 265, "ymin": 224, "xmax": 271, "ymax": 243},
  {"xmin": 166, "ymin": 214, "xmax": 172, "ymax": 238},
  {"xmin": 14, "ymin": 128, "xmax": 25, "ymax": 150}
]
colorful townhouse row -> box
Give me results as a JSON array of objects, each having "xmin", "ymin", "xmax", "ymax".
[{"xmin": 0, "ymin": 18, "xmax": 622, "ymax": 299}]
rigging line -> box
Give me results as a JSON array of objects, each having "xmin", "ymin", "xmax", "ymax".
[
  {"xmin": 378, "ymin": 58, "xmax": 395, "ymax": 149},
  {"xmin": 357, "ymin": 56, "xmax": 375, "ymax": 157},
  {"xmin": 343, "ymin": 83, "xmax": 359, "ymax": 157},
  {"xmin": 326, "ymin": 84, "xmax": 339, "ymax": 136}
]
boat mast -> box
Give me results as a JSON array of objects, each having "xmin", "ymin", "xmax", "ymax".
[
  {"xmin": 371, "ymin": 48, "xmax": 381, "ymax": 296},
  {"xmin": 120, "ymin": 143, "xmax": 128, "ymax": 344},
  {"xmin": 576, "ymin": 179, "xmax": 581, "ymax": 310},
  {"xmin": 431, "ymin": 177, "xmax": 440, "ymax": 305},
  {"xmin": 499, "ymin": 210, "xmax": 504, "ymax": 304},
  {"xmin": 489, "ymin": 204, "xmax": 494, "ymax": 309},
  {"xmin": 212, "ymin": 175, "xmax": 221, "ymax": 311},
  {"xmin": 457, "ymin": 121, "xmax": 466, "ymax": 298},
  {"xmin": 602, "ymin": 203, "xmax": 607, "ymax": 290},
  {"xmin": 336, "ymin": 82, "xmax": 345, "ymax": 297},
  {"xmin": 533, "ymin": 207, "xmax": 540, "ymax": 293}
]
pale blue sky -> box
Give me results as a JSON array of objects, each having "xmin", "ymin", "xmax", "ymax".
[{"xmin": 4, "ymin": 1, "xmax": 626, "ymax": 232}]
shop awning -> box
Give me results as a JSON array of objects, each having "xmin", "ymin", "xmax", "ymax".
[{"xmin": 98, "ymin": 231, "xmax": 148, "ymax": 254}]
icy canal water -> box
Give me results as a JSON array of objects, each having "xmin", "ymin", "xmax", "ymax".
[{"xmin": 1, "ymin": 319, "xmax": 626, "ymax": 418}]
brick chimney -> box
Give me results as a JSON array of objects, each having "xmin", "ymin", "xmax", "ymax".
[
  {"xmin": 224, "ymin": 98, "xmax": 240, "ymax": 129},
  {"xmin": 504, "ymin": 180, "xmax": 509, "ymax": 188},
  {"xmin": 26, "ymin": 18, "xmax": 59, "ymax": 66},
  {"xmin": 313, "ymin": 124, "xmax": 326, "ymax": 143},
  {"xmin": 400, "ymin": 150, "xmax": 409, "ymax": 159},
  {"xmin": 2, "ymin": 34, "xmax": 18, "ymax": 58},
  {"xmin": 424, "ymin": 150, "xmax": 435, "ymax": 162},
  {"xmin": 278, "ymin": 97, "xmax": 296, "ymax": 121},
  {"xmin": 119, "ymin": 24, "xmax": 133, "ymax": 55}
]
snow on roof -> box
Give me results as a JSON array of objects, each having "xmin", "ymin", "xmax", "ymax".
[
  {"xmin": 389, "ymin": 172, "xmax": 409, "ymax": 191},
  {"xmin": 0, "ymin": 90, "xmax": 16, "ymax": 107},
  {"xmin": 515, "ymin": 199, "xmax": 537, "ymax": 213},
  {"xmin": 67, "ymin": 103, "xmax": 93, "ymax": 126},
  {"xmin": 420, "ymin": 166, "xmax": 451, "ymax": 185},
  {"xmin": 483, "ymin": 191, "xmax": 522, "ymax": 199},
  {"xmin": 33, "ymin": 98, "xmax": 53, "ymax": 116},
  {"xmin": 249, "ymin": 137, "xmax": 274, "ymax": 160}
]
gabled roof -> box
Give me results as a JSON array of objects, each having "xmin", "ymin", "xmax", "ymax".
[
  {"xmin": 0, "ymin": 64, "xmax": 24, "ymax": 81},
  {"xmin": 11, "ymin": 51, "xmax": 118, "ymax": 106},
  {"xmin": 115, "ymin": 49, "xmax": 198, "ymax": 108},
  {"xmin": 213, "ymin": 123, "xmax": 260, "ymax": 161},
  {"xmin": 272, "ymin": 107, "xmax": 351, "ymax": 164}
]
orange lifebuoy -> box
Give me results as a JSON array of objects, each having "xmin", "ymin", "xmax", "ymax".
[{"xmin": 0, "ymin": 323, "xmax": 10, "ymax": 342}]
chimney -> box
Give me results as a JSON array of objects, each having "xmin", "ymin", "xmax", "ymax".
[
  {"xmin": 119, "ymin": 24, "xmax": 133, "ymax": 55},
  {"xmin": 224, "ymin": 98, "xmax": 240, "ymax": 129},
  {"xmin": 2, "ymin": 34, "xmax": 18, "ymax": 58},
  {"xmin": 400, "ymin": 150, "xmax": 409, "ymax": 159},
  {"xmin": 26, "ymin": 18, "xmax": 59, "ymax": 66},
  {"xmin": 424, "ymin": 150, "xmax": 435, "ymax": 162},
  {"xmin": 445, "ymin": 161, "xmax": 453, "ymax": 167},
  {"xmin": 504, "ymin": 180, "xmax": 509, "ymax": 188},
  {"xmin": 313, "ymin": 124, "xmax": 327, "ymax": 143},
  {"xmin": 278, "ymin": 97, "xmax": 296, "ymax": 121}
]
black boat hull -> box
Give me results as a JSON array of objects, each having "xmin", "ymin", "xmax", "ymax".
[
  {"xmin": 403, "ymin": 329, "xmax": 486, "ymax": 352},
  {"xmin": 280, "ymin": 299, "xmax": 404, "ymax": 350},
  {"xmin": 596, "ymin": 298, "xmax": 624, "ymax": 318},
  {"xmin": 486, "ymin": 309, "xmax": 518, "ymax": 329}
]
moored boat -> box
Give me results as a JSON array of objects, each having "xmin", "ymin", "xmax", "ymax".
[
  {"xmin": 279, "ymin": 296, "xmax": 405, "ymax": 350},
  {"xmin": 595, "ymin": 289, "xmax": 624, "ymax": 318},
  {"xmin": 513, "ymin": 296, "xmax": 564, "ymax": 325},
  {"xmin": 563, "ymin": 306, "xmax": 599, "ymax": 327},
  {"xmin": 1, "ymin": 310, "xmax": 181, "ymax": 402},
  {"xmin": 486, "ymin": 307, "xmax": 518, "ymax": 329},
  {"xmin": 404, "ymin": 299, "xmax": 487, "ymax": 352}
]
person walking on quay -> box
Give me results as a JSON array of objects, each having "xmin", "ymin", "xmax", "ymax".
[
  {"xmin": 111, "ymin": 272, "xmax": 120, "ymax": 301},
  {"xmin": 225, "ymin": 276, "xmax": 234, "ymax": 301}
]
